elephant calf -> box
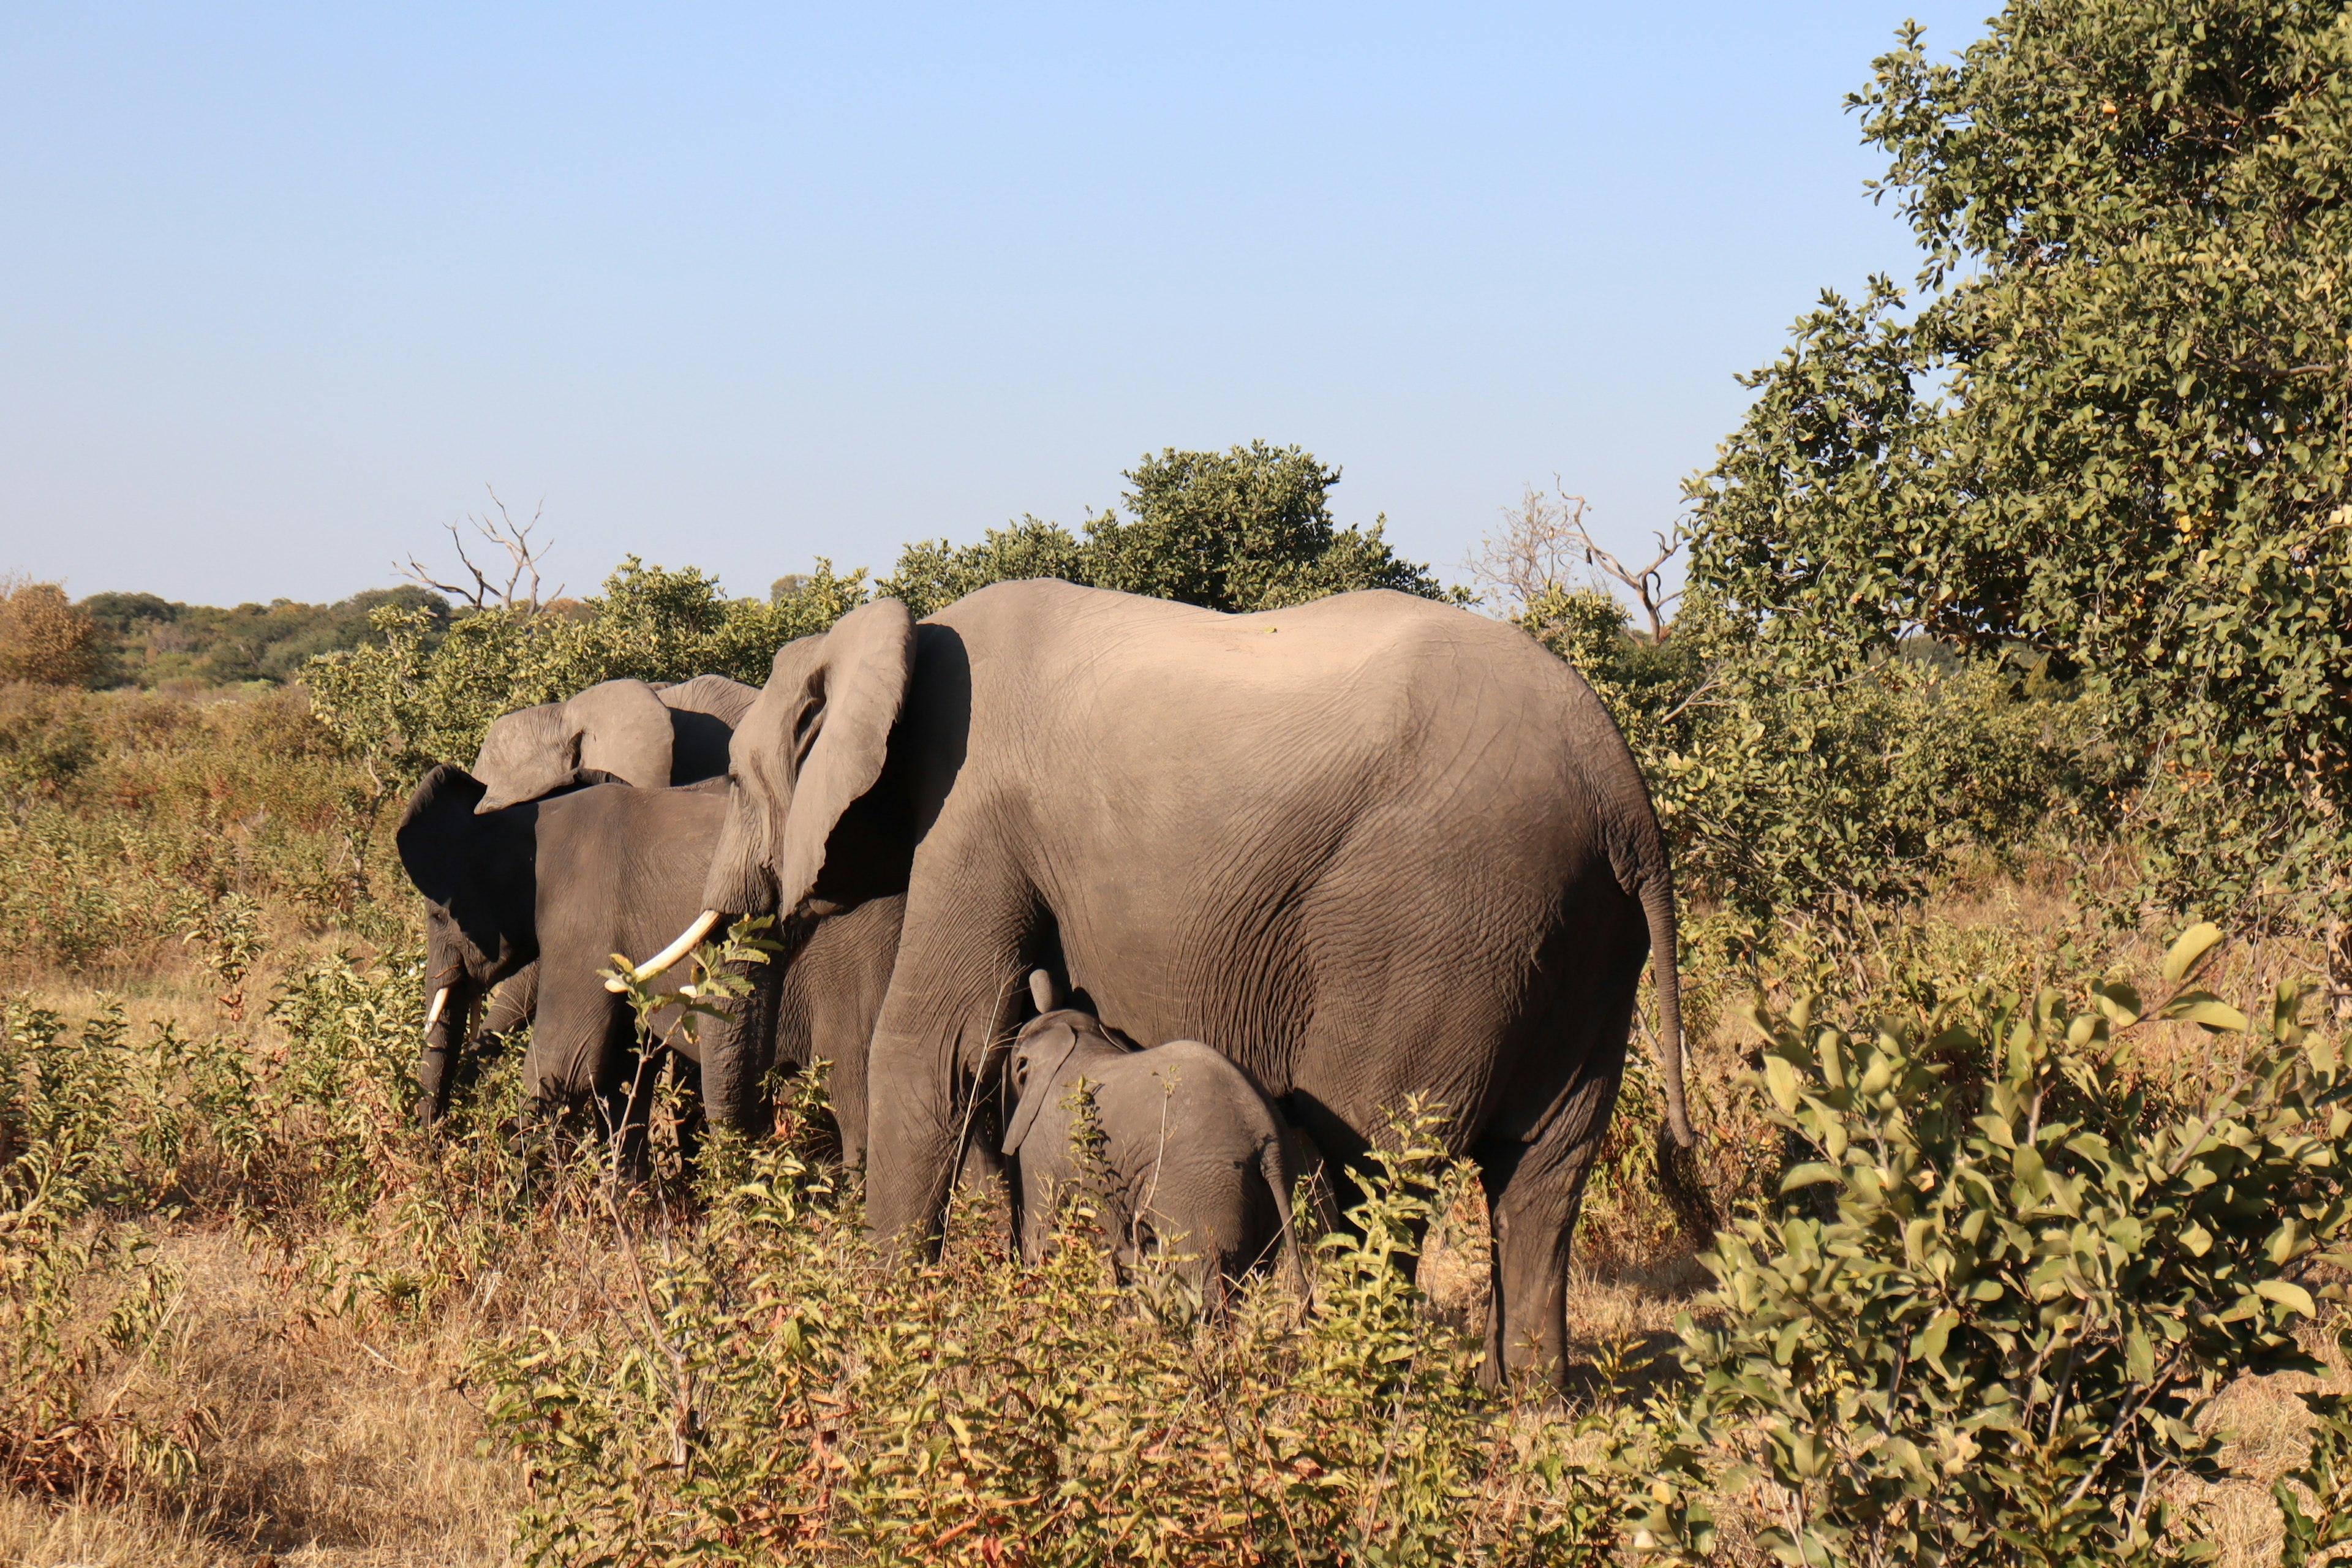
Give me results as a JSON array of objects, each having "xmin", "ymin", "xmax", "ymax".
[{"xmin": 1001, "ymin": 976, "xmax": 1303, "ymax": 1299}]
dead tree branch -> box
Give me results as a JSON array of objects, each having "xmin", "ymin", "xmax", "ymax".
[
  {"xmin": 401, "ymin": 488, "xmax": 560, "ymax": 612},
  {"xmin": 1467, "ymin": 478, "xmax": 1686, "ymax": 643}
]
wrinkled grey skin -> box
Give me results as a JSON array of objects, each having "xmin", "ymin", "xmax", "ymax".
[
  {"xmin": 697, "ymin": 894, "xmax": 905, "ymax": 1163},
  {"xmin": 470, "ymin": 674, "xmax": 760, "ymax": 813},
  {"xmin": 688, "ymin": 579, "xmax": 1693, "ymax": 1385},
  {"xmin": 399, "ymin": 765, "xmax": 696, "ymax": 1125},
  {"xmin": 398, "ymin": 766, "xmax": 899, "ymax": 1146},
  {"xmin": 426, "ymin": 673, "xmax": 757, "ymax": 1095},
  {"xmin": 1003, "ymin": 1000, "xmax": 1303, "ymax": 1299}
]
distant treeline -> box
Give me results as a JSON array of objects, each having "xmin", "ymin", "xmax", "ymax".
[{"xmin": 72, "ymin": 586, "xmax": 455, "ymax": 688}]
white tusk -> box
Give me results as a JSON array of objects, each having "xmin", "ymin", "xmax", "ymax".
[
  {"xmin": 605, "ymin": 909, "xmax": 723, "ymax": 993},
  {"xmin": 424, "ymin": 986, "xmax": 450, "ymax": 1031}
]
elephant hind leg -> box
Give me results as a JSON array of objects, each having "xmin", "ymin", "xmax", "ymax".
[{"xmin": 1473, "ymin": 1052, "xmax": 1624, "ymax": 1390}]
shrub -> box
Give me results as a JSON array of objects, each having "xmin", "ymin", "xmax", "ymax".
[
  {"xmin": 306, "ymin": 556, "xmax": 871, "ymax": 787},
  {"xmin": 1521, "ymin": 586, "xmax": 2128, "ymax": 934},
  {"xmin": 475, "ymin": 1096, "xmax": 1637, "ymax": 1566},
  {"xmin": 0, "ymin": 684, "xmax": 99, "ymax": 798},
  {"xmin": 1649, "ymin": 925, "xmax": 2352, "ymax": 1565},
  {"xmin": 880, "ymin": 442, "xmax": 1451, "ymax": 618},
  {"xmin": 0, "ymin": 577, "xmax": 100, "ymax": 687}
]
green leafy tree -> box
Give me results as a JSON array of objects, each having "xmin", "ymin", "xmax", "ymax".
[
  {"xmin": 878, "ymin": 516, "xmax": 1087, "ymax": 619},
  {"xmin": 1689, "ymin": 0, "xmax": 2352, "ymax": 922},
  {"xmin": 880, "ymin": 442, "xmax": 1449, "ymax": 617},
  {"xmin": 305, "ymin": 557, "xmax": 869, "ymax": 788}
]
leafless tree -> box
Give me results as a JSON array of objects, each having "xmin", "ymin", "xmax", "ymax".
[
  {"xmin": 401, "ymin": 488, "xmax": 562, "ymax": 612},
  {"xmin": 1467, "ymin": 479, "xmax": 1685, "ymax": 644}
]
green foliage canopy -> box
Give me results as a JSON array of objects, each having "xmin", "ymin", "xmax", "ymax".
[
  {"xmin": 77, "ymin": 585, "xmax": 452, "ymax": 688},
  {"xmin": 306, "ymin": 559, "xmax": 870, "ymax": 787},
  {"xmin": 1690, "ymin": 0, "xmax": 2352, "ymax": 914},
  {"xmin": 882, "ymin": 442, "xmax": 1449, "ymax": 617}
]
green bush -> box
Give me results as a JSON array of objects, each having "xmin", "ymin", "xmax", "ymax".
[
  {"xmin": 1521, "ymin": 587, "xmax": 2128, "ymax": 933},
  {"xmin": 0, "ymin": 683, "xmax": 99, "ymax": 798},
  {"xmin": 475, "ymin": 1098, "xmax": 1636, "ymax": 1567},
  {"xmin": 1649, "ymin": 925, "xmax": 2351, "ymax": 1566},
  {"xmin": 880, "ymin": 442, "xmax": 1450, "ymax": 618},
  {"xmin": 306, "ymin": 557, "xmax": 870, "ymax": 787}
]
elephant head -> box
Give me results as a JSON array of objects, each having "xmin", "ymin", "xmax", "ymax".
[
  {"xmin": 396, "ymin": 763, "xmax": 614, "ymax": 1119},
  {"xmin": 471, "ymin": 679, "xmax": 677, "ymax": 812},
  {"xmin": 620, "ymin": 600, "xmax": 916, "ymax": 986}
]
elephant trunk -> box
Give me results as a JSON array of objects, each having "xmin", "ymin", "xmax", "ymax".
[
  {"xmin": 419, "ymin": 973, "xmax": 479, "ymax": 1125},
  {"xmin": 699, "ymin": 958, "xmax": 778, "ymax": 1137},
  {"xmin": 701, "ymin": 785, "xmax": 778, "ymax": 921}
]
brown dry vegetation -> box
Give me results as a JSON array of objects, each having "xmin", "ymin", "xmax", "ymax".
[{"xmin": 2, "ymin": 686, "xmax": 2346, "ymax": 1565}]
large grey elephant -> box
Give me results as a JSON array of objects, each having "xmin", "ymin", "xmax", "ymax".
[
  {"xmin": 398, "ymin": 767, "xmax": 899, "ymax": 1142},
  {"xmin": 471, "ymin": 673, "xmax": 759, "ymax": 812},
  {"xmin": 628, "ymin": 578, "xmax": 1693, "ymax": 1384},
  {"xmin": 1003, "ymin": 981, "xmax": 1304, "ymax": 1299}
]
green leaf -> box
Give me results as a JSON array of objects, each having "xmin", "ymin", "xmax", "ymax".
[
  {"xmin": 1764, "ymin": 1055, "xmax": 1803, "ymax": 1115},
  {"xmin": 1912, "ymin": 1311, "xmax": 1956, "ymax": 1370},
  {"xmin": 2258, "ymin": 1280, "xmax": 2318, "ymax": 1318},
  {"xmin": 1781, "ymin": 1163, "xmax": 1841, "ymax": 1194},
  {"xmin": 2166, "ymin": 997, "xmax": 2249, "ymax": 1032},
  {"xmin": 2162, "ymin": 924, "xmax": 2225, "ymax": 984}
]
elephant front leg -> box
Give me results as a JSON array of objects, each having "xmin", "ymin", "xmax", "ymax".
[{"xmin": 860, "ymin": 880, "xmax": 1037, "ymax": 1259}]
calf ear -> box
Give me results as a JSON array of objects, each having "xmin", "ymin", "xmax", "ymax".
[
  {"xmin": 564, "ymin": 679, "xmax": 675, "ymax": 789},
  {"xmin": 397, "ymin": 764, "xmax": 488, "ymax": 903},
  {"xmin": 1001, "ymin": 1021, "xmax": 1085, "ymax": 1156},
  {"xmin": 772, "ymin": 600, "xmax": 916, "ymax": 916}
]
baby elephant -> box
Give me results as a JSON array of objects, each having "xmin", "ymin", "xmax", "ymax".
[{"xmin": 1001, "ymin": 974, "xmax": 1304, "ymax": 1298}]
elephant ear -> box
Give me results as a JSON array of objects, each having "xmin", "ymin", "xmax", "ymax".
[
  {"xmin": 771, "ymin": 599, "xmax": 916, "ymax": 916},
  {"xmin": 397, "ymin": 763, "xmax": 488, "ymax": 904},
  {"xmin": 1002, "ymin": 1017, "xmax": 1087, "ymax": 1156},
  {"xmin": 472, "ymin": 704, "xmax": 572, "ymax": 812},
  {"xmin": 564, "ymin": 679, "xmax": 675, "ymax": 791},
  {"xmin": 657, "ymin": 673, "xmax": 761, "ymax": 728}
]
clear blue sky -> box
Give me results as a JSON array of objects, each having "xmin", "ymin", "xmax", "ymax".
[{"xmin": 1, "ymin": 2, "xmax": 1993, "ymax": 608}]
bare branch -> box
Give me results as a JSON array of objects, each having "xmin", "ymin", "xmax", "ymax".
[
  {"xmin": 399, "ymin": 486, "xmax": 561, "ymax": 612},
  {"xmin": 1464, "ymin": 478, "xmax": 1686, "ymax": 643}
]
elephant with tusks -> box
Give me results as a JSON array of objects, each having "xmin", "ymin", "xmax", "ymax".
[{"xmin": 625, "ymin": 580, "xmax": 1702, "ymax": 1385}]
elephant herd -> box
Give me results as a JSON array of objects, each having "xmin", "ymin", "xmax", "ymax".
[{"xmin": 396, "ymin": 579, "xmax": 1694, "ymax": 1384}]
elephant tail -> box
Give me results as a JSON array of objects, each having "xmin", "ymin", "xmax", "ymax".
[
  {"xmin": 1637, "ymin": 865, "xmax": 1695, "ymax": 1151},
  {"xmin": 1634, "ymin": 859, "xmax": 1717, "ymax": 1240},
  {"xmin": 1260, "ymin": 1138, "xmax": 1310, "ymax": 1303}
]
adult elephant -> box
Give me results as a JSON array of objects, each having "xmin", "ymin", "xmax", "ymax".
[
  {"xmin": 470, "ymin": 673, "xmax": 760, "ymax": 812},
  {"xmin": 399, "ymin": 767, "xmax": 900, "ymax": 1140},
  {"xmin": 627, "ymin": 579, "xmax": 1694, "ymax": 1384},
  {"xmin": 418, "ymin": 672, "xmax": 760, "ymax": 1080}
]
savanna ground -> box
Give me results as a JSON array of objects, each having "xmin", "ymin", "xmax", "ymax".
[{"xmin": 3, "ymin": 681, "xmax": 2345, "ymax": 1567}]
